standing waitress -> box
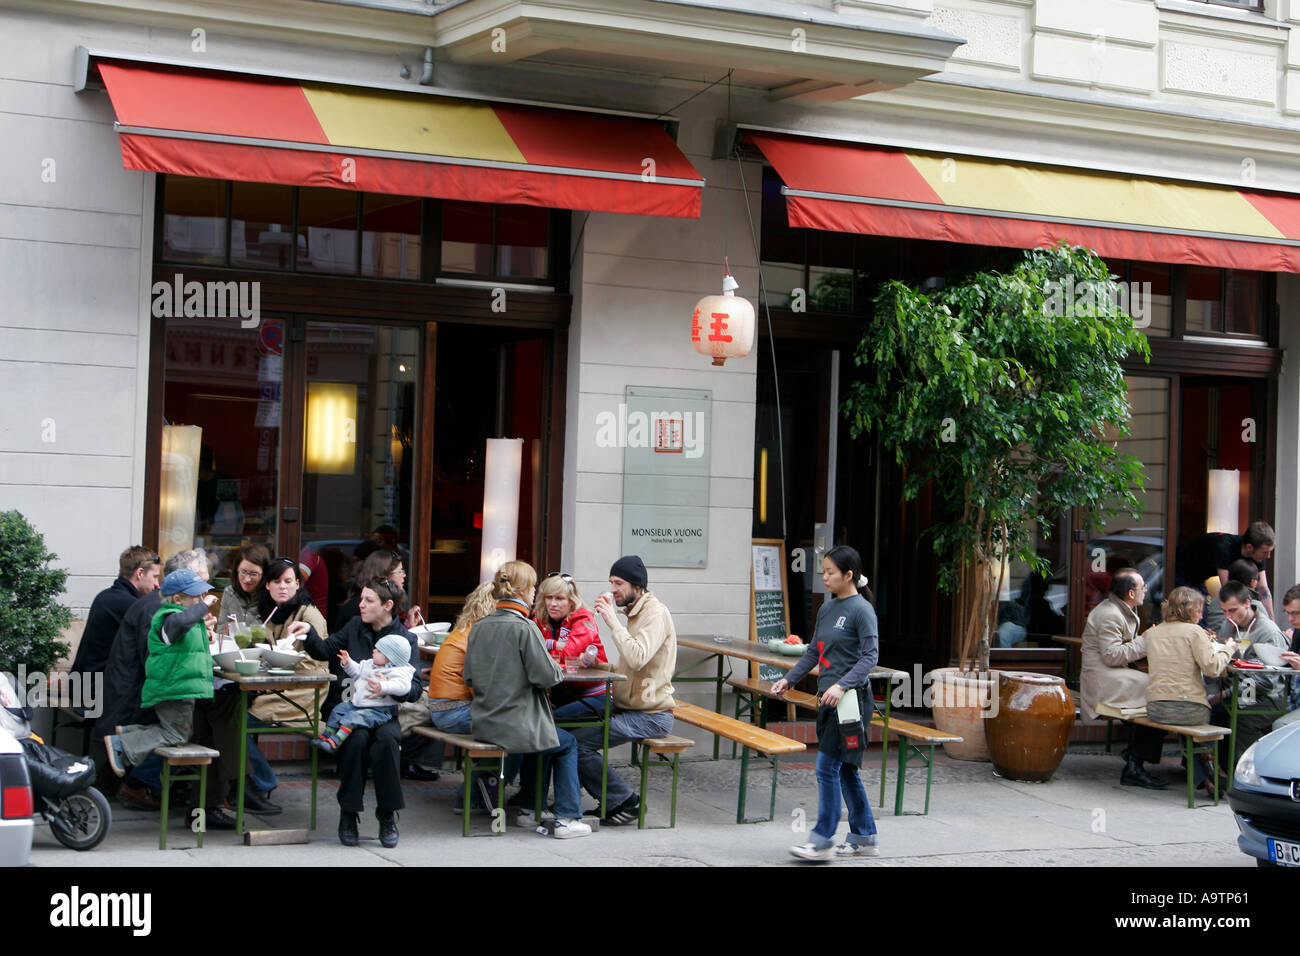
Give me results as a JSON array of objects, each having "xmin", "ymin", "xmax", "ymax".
[{"xmin": 772, "ymin": 545, "xmax": 880, "ymax": 861}]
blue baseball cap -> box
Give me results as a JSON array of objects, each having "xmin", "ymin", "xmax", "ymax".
[{"xmin": 161, "ymin": 568, "xmax": 213, "ymax": 596}]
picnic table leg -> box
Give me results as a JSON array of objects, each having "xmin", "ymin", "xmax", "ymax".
[
  {"xmin": 1183, "ymin": 736, "xmax": 1194, "ymax": 810},
  {"xmin": 894, "ymin": 738, "xmax": 910, "ymax": 816},
  {"xmin": 235, "ymin": 689, "xmax": 249, "ymax": 835},
  {"xmin": 737, "ymin": 746, "xmax": 750, "ymax": 823},
  {"xmin": 601, "ymin": 683, "xmax": 612, "ymax": 816},
  {"xmin": 196, "ymin": 762, "xmax": 208, "ymax": 849},
  {"xmin": 310, "ymin": 686, "xmax": 320, "ymax": 831},
  {"xmin": 670, "ymin": 753, "xmax": 680, "ymax": 828},
  {"xmin": 713, "ymin": 654, "xmax": 724, "ymax": 760},
  {"xmin": 878, "ymin": 687, "xmax": 894, "ymax": 808},
  {"xmin": 159, "ymin": 759, "xmax": 171, "ymax": 850},
  {"xmin": 923, "ymin": 743, "xmax": 935, "ymax": 815},
  {"xmin": 1227, "ymin": 672, "xmax": 1240, "ymax": 778},
  {"xmin": 767, "ymin": 754, "xmax": 779, "ymax": 822},
  {"xmin": 462, "ymin": 752, "xmax": 473, "ymax": 838},
  {"xmin": 497, "ymin": 756, "xmax": 506, "ymax": 836},
  {"xmin": 534, "ymin": 756, "xmax": 545, "ymax": 820},
  {"xmin": 638, "ymin": 746, "xmax": 650, "ymax": 830}
]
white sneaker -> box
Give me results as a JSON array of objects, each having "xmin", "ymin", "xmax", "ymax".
[
  {"xmin": 834, "ymin": 841, "xmax": 879, "ymax": 857},
  {"xmin": 789, "ymin": 842, "xmax": 833, "ymax": 861},
  {"xmin": 552, "ymin": 818, "xmax": 592, "ymax": 839},
  {"xmin": 515, "ymin": 809, "xmax": 556, "ymax": 828}
]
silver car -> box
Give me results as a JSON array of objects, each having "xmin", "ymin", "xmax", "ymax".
[
  {"xmin": 0, "ymin": 726, "xmax": 34, "ymax": 867},
  {"xmin": 1228, "ymin": 720, "xmax": 1300, "ymax": 866}
]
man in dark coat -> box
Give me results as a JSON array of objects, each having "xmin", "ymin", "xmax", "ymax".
[{"xmin": 71, "ymin": 546, "xmax": 160, "ymax": 681}]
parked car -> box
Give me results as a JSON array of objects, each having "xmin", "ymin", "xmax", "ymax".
[
  {"xmin": 0, "ymin": 726, "xmax": 34, "ymax": 867},
  {"xmin": 1227, "ymin": 720, "xmax": 1300, "ymax": 867}
]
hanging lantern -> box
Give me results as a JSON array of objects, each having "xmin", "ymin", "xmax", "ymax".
[{"xmin": 691, "ymin": 272, "xmax": 756, "ymax": 367}]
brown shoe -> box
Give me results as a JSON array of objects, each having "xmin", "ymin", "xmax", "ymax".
[{"xmin": 118, "ymin": 780, "xmax": 161, "ymax": 811}]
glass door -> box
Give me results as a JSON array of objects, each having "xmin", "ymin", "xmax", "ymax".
[{"xmin": 297, "ymin": 321, "xmax": 421, "ymax": 627}]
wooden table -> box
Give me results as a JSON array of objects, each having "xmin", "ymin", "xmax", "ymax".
[
  {"xmin": 215, "ymin": 670, "xmax": 335, "ymax": 836},
  {"xmin": 673, "ymin": 634, "xmax": 906, "ymax": 759}
]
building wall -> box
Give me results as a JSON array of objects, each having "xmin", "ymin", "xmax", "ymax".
[
  {"xmin": 565, "ymin": 95, "xmax": 761, "ymax": 643},
  {"xmin": 0, "ymin": 9, "xmax": 154, "ymax": 613}
]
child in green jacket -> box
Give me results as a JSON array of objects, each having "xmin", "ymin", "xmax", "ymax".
[{"xmin": 104, "ymin": 568, "xmax": 216, "ymax": 776}]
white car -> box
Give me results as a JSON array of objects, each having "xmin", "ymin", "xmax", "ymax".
[{"xmin": 0, "ymin": 726, "xmax": 33, "ymax": 866}]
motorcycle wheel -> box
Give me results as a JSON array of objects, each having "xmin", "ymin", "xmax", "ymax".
[{"xmin": 48, "ymin": 787, "xmax": 112, "ymax": 851}]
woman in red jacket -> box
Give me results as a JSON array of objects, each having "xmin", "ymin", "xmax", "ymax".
[{"xmin": 533, "ymin": 573, "xmax": 607, "ymax": 716}]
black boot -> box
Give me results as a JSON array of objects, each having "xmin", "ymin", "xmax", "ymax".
[
  {"xmin": 1121, "ymin": 754, "xmax": 1168, "ymax": 789},
  {"xmin": 338, "ymin": 811, "xmax": 359, "ymax": 847},
  {"xmin": 377, "ymin": 810, "xmax": 399, "ymax": 848}
]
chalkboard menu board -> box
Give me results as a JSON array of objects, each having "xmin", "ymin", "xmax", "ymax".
[{"xmin": 750, "ymin": 539, "xmax": 790, "ymax": 681}]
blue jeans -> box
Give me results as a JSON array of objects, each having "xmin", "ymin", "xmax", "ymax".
[
  {"xmin": 245, "ymin": 717, "xmax": 279, "ymax": 794},
  {"xmin": 328, "ymin": 702, "xmax": 395, "ymax": 732},
  {"xmin": 429, "ymin": 703, "xmax": 472, "ymax": 735},
  {"xmin": 811, "ymin": 748, "xmax": 877, "ymax": 848},
  {"xmin": 517, "ymin": 727, "xmax": 582, "ymax": 820},
  {"xmin": 571, "ymin": 708, "xmax": 673, "ymax": 808},
  {"xmin": 126, "ymin": 753, "xmax": 163, "ymax": 790}
]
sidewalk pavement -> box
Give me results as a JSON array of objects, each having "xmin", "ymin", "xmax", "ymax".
[{"xmin": 28, "ymin": 740, "xmax": 1252, "ymax": 867}]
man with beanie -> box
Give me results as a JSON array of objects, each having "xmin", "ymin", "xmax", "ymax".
[
  {"xmin": 311, "ymin": 634, "xmax": 415, "ymax": 752},
  {"xmin": 576, "ymin": 554, "xmax": 677, "ymax": 825}
]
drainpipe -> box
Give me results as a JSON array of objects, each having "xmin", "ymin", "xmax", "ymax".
[{"xmin": 419, "ymin": 46, "xmax": 434, "ymax": 85}]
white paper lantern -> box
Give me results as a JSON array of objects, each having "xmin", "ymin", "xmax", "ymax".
[{"xmin": 691, "ymin": 274, "xmax": 756, "ymax": 367}]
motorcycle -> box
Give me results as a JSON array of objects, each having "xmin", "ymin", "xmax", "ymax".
[{"xmin": 1, "ymin": 672, "xmax": 111, "ymax": 851}]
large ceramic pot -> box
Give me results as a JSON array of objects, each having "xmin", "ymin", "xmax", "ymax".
[
  {"xmin": 984, "ymin": 671, "xmax": 1075, "ymax": 782},
  {"xmin": 928, "ymin": 667, "xmax": 999, "ymax": 761}
]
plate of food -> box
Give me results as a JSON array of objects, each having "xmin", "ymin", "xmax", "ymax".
[{"xmin": 773, "ymin": 636, "xmax": 807, "ymax": 656}]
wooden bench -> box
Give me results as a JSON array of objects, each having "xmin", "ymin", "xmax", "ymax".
[
  {"xmin": 727, "ymin": 677, "xmax": 961, "ymax": 817},
  {"xmin": 867, "ymin": 715, "xmax": 962, "ymax": 816},
  {"xmin": 635, "ymin": 735, "xmax": 695, "ymax": 829},
  {"xmin": 671, "ymin": 701, "xmax": 805, "ymax": 823},
  {"xmin": 154, "ymin": 744, "xmax": 219, "ymax": 850},
  {"xmin": 1124, "ymin": 717, "xmax": 1230, "ymax": 808},
  {"xmin": 413, "ymin": 726, "xmax": 507, "ymax": 837}
]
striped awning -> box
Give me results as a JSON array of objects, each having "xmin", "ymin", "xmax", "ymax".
[
  {"xmin": 748, "ymin": 131, "xmax": 1300, "ymax": 272},
  {"xmin": 99, "ymin": 61, "xmax": 705, "ymax": 218}
]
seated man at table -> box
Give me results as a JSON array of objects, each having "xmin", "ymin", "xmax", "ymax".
[
  {"xmin": 1080, "ymin": 568, "xmax": 1165, "ymax": 789},
  {"xmin": 576, "ymin": 555, "xmax": 677, "ymax": 825},
  {"xmin": 1214, "ymin": 580, "xmax": 1291, "ymax": 758},
  {"xmin": 1204, "ymin": 560, "xmax": 1260, "ymax": 632}
]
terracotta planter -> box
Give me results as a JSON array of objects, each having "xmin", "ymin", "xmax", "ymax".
[
  {"xmin": 928, "ymin": 667, "xmax": 999, "ymax": 762},
  {"xmin": 984, "ymin": 671, "xmax": 1075, "ymax": 782}
]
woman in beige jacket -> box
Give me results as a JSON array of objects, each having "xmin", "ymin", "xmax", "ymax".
[
  {"xmin": 1143, "ymin": 586, "xmax": 1237, "ymax": 790},
  {"xmin": 249, "ymin": 557, "xmax": 332, "ymax": 725}
]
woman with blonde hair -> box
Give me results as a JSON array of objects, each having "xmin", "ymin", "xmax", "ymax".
[
  {"xmin": 463, "ymin": 561, "xmax": 592, "ymax": 838},
  {"xmin": 1143, "ymin": 586, "xmax": 1238, "ymax": 791},
  {"xmin": 533, "ymin": 572, "xmax": 607, "ymax": 714}
]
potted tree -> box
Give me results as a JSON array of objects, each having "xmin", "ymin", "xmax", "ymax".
[
  {"xmin": 843, "ymin": 245, "xmax": 1149, "ymax": 762},
  {"xmin": 0, "ymin": 511, "xmax": 72, "ymax": 698}
]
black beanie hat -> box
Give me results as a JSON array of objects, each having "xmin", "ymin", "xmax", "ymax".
[{"xmin": 609, "ymin": 555, "xmax": 648, "ymax": 590}]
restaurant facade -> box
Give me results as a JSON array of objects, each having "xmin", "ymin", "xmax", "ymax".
[{"xmin": 7, "ymin": 0, "xmax": 1300, "ymax": 670}]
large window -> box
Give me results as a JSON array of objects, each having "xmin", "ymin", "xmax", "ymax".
[{"xmin": 160, "ymin": 177, "xmax": 553, "ymax": 284}]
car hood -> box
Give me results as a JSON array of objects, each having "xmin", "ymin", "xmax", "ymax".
[{"xmin": 1253, "ymin": 720, "xmax": 1300, "ymax": 778}]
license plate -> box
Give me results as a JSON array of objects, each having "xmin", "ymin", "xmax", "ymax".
[{"xmin": 1268, "ymin": 838, "xmax": 1300, "ymax": 866}]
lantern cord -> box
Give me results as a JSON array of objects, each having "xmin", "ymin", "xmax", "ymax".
[{"xmin": 734, "ymin": 153, "xmax": 788, "ymax": 542}]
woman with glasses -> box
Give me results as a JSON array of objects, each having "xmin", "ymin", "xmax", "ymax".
[
  {"xmin": 216, "ymin": 543, "xmax": 270, "ymax": 631},
  {"xmin": 534, "ymin": 573, "xmax": 607, "ymax": 715},
  {"xmin": 293, "ymin": 577, "xmax": 421, "ymax": 848},
  {"xmin": 334, "ymin": 550, "xmax": 422, "ymax": 631}
]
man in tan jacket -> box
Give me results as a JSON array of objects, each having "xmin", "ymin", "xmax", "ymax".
[
  {"xmin": 574, "ymin": 554, "xmax": 677, "ymax": 825},
  {"xmin": 1080, "ymin": 568, "xmax": 1167, "ymax": 789}
]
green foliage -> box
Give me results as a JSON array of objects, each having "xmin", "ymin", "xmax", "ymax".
[
  {"xmin": 0, "ymin": 511, "xmax": 73, "ymax": 674},
  {"xmin": 842, "ymin": 244, "xmax": 1151, "ymax": 667}
]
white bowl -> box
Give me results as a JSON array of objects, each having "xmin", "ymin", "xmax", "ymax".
[
  {"xmin": 261, "ymin": 647, "xmax": 305, "ymax": 669},
  {"xmin": 214, "ymin": 647, "xmax": 264, "ymax": 671}
]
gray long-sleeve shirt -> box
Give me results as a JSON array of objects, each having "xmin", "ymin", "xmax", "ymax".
[{"xmin": 784, "ymin": 593, "xmax": 879, "ymax": 693}]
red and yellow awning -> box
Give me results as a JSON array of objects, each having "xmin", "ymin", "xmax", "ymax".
[
  {"xmin": 748, "ymin": 131, "xmax": 1300, "ymax": 272},
  {"xmin": 100, "ymin": 61, "xmax": 704, "ymax": 218}
]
